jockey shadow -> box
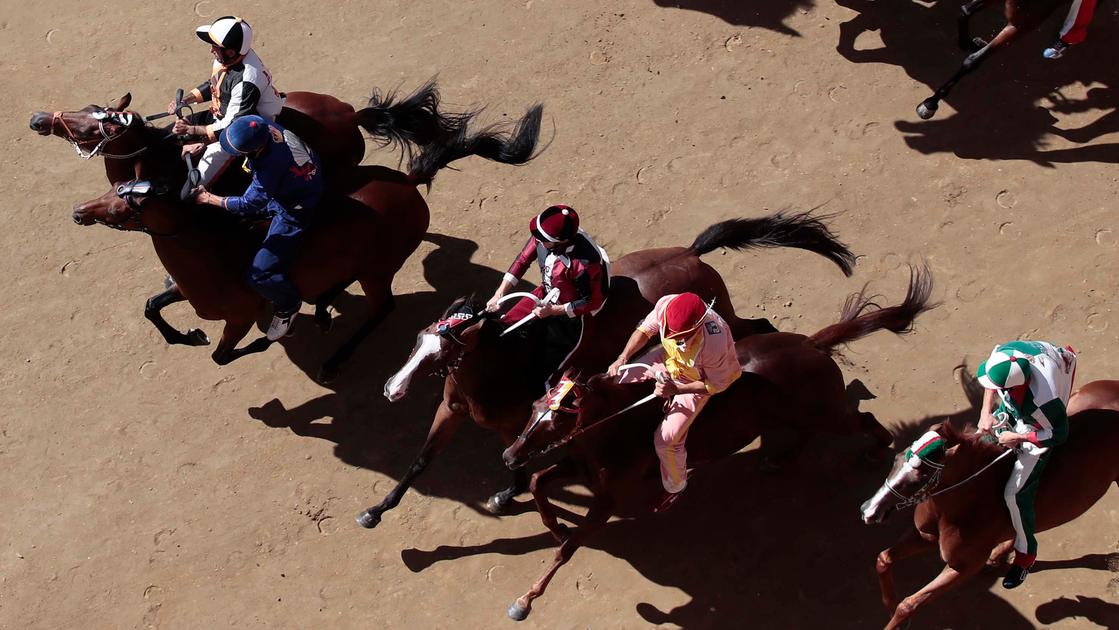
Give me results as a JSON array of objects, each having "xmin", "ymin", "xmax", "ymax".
[
  {"xmin": 834, "ymin": 0, "xmax": 1119, "ymax": 166},
  {"xmin": 247, "ymin": 232, "xmax": 535, "ymax": 516},
  {"xmin": 650, "ymin": 0, "xmax": 814, "ymax": 36},
  {"xmin": 398, "ymin": 372, "xmax": 1055, "ymax": 628},
  {"xmin": 1035, "ymin": 595, "xmax": 1119, "ymax": 627}
]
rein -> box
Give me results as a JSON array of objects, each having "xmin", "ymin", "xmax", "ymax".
[
  {"xmin": 51, "ymin": 110, "xmax": 148, "ymax": 160},
  {"xmin": 887, "ymin": 448, "xmax": 1014, "ymax": 511}
]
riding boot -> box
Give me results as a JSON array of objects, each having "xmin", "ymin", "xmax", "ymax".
[{"xmin": 1002, "ymin": 552, "xmax": 1035, "ymax": 589}]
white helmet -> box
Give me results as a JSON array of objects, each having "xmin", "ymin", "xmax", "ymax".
[{"xmin": 196, "ymin": 16, "xmax": 253, "ymax": 56}]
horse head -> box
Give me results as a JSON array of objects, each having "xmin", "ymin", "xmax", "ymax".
[
  {"xmin": 72, "ymin": 180, "xmax": 172, "ymax": 234},
  {"xmin": 502, "ymin": 371, "xmax": 610, "ymax": 469},
  {"xmin": 383, "ymin": 296, "xmax": 490, "ymax": 402},
  {"xmin": 860, "ymin": 423, "xmax": 959, "ymax": 524},
  {"xmin": 31, "ymin": 94, "xmax": 147, "ymax": 159}
]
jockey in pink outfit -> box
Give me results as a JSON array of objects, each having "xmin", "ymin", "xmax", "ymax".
[
  {"xmin": 607, "ymin": 292, "xmax": 741, "ymax": 512},
  {"xmin": 1043, "ymin": 0, "xmax": 1098, "ymax": 59}
]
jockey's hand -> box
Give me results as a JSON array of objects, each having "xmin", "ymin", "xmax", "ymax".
[
  {"xmin": 182, "ymin": 143, "xmax": 205, "ymax": 158},
  {"xmin": 533, "ymin": 304, "xmax": 566, "ymax": 319},
  {"xmin": 485, "ymin": 294, "xmax": 503, "ymax": 312},
  {"xmin": 191, "ymin": 187, "xmax": 215, "ymax": 206},
  {"xmin": 167, "ymin": 100, "xmax": 179, "ymax": 115},
  {"xmin": 606, "ymin": 357, "xmax": 627, "ymax": 378},
  {"xmin": 654, "ymin": 378, "xmax": 679, "ymax": 399},
  {"xmin": 977, "ymin": 411, "xmax": 995, "ymax": 434},
  {"xmin": 997, "ymin": 431, "xmax": 1025, "ymax": 448},
  {"xmin": 172, "ymin": 119, "xmax": 198, "ymax": 136}
]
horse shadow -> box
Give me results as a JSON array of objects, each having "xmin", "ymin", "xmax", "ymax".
[
  {"xmin": 247, "ymin": 232, "xmax": 530, "ymax": 517},
  {"xmin": 650, "ymin": 0, "xmax": 815, "ymax": 36},
  {"xmin": 834, "ymin": 0, "xmax": 1119, "ymax": 166},
  {"xmin": 397, "ymin": 369, "xmax": 1113, "ymax": 628},
  {"xmin": 1035, "ymin": 594, "xmax": 1119, "ymax": 627}
]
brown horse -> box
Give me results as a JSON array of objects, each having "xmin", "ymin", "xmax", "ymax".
[
  {"xmin": 38, "ymin": 89, "xmax": 542, "ymax": 378},
  {"xmin": 916, "ymin": 0, "xmax": 1072, "ymax": 119},
  {"xmin": 357, "ymin": 212, "xmax": 858, "ymax": 529},
  {"xmin": 498, "ymin": 266, "xmax": 935, "ymax": 620},
  {"xmin": 859, "ymin": 381, "xmax": 1119, "ymax": 630}
]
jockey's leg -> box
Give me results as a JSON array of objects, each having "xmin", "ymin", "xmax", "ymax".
[
  {"xmin": 542, "ymin": 316, "xmax": 583, "ymax": 387},
  {"xmin": 1058, "ymin": 0, "xmax": 1097, "ymax": 45},
  {"xmin": 653, "ymin": 393, "xmax": 708, "ymax": 495},
  {"xmin": 1003, "ymin": 445, "xmax": 1049, "ymax": 580},
  {"xmin": 248, "ymin": 213, "xmax": 304, "ymax": 316},
  {"xmin": 196, "ymin": 142, "xmax": 235, "ymax": 187}
]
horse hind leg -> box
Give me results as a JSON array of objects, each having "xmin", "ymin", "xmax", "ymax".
[
  {"xmin": 876, "ymin": 528, "xmax": 936, "ymax": 614},
  {"xmin": 958, "ymin": 0, "xmax": 991, "ymax": 51},
  {"xmin": 312, "ymin": 278, "xmax": 353, "ymax": 333},
  {"xmin": 885, "ymin": 561, "xmax": 980, "ymax": 630},
  {"xmin": 319, "ymin": 281, "xmax": 394, "ymax": 383},
  {"xmin": 145, "ymin": 285, "xmax": 210, "ymax": 346},
  {"xmin": 987, "ymin": 539, "xmax": 1014, "ymax": 567},
  {"xmin": 211, "ymin": 317, "xmax": 273, "ymax": 365},
  {"xmin": 917, "ymin": 23, "xmax": 1020, "ymax": 120}
]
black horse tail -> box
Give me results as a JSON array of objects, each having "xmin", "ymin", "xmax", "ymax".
[
  {"xmin": 355, "ymin": 79, "xmax": 469, "ymax": 163},
  {"xmin": 808, "ymin": 265, "xmax": 936, "ymax": 355},
  {"xmin": 687, "ymin": 211, "xmax": 857, "ymax": 276},
  {"xmin": 408, "ymin": 103, "xmax": 544, "ymax": 186}
]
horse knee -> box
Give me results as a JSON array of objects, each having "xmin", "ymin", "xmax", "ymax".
[{"xmin": 876, "ymin": 550, "xmax": 893, "ymax": 576}]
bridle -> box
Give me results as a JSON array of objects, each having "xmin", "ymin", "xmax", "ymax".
[
  {"xmin": 430, "ymin": 310, "xmax": 490, "ymax": 379},
  {"xmin": 95, "ymin": 181, "xmax": 178, "ymax": 238},
  {"xmin": 883, "ymin": 439, "xmax": 1014, "ymax": 511},
  {"xmin": 51, "ymin": 109, "xmax": 148, "ymax": 160}
]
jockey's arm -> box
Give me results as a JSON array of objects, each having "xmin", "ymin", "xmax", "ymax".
[
  {"xmin": 978, "ymin": 388, "xmax": 997, "ymax": 433},
  {"xmin": 1029, "ymin": 400, "xmax": 1069, "ymax": 448},
  {"xmin": 487, "ymin": 237, "xmax": 537, "ymax": 310},
  {"xmin": 221, "ymin": 177, "xmax": 271, "ymax": 217},
  {"xmin": 563, "ymin": 259, "xmax": 606, "ymax": 318},
  {"xmin": 201, "ymin": 82, "xmax": 264, "ymax": 142},
  {"xmin": 607, "ymin": 328, "xmax": 654, "ymax": 377}
]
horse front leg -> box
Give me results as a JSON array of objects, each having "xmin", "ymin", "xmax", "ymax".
[
  {"xmin": 210, "ymin": 317, "xmax": 273, "ymax": 365},
  {"xmin": 884, "ymin": 561, "xmax": 979, "ymax": 630},
  {"xmin": 958, "ymin": 0, "xmax": 990, "ymax": 50},
  {"xmin": 507, "ymin": 492, "xmax": 614, "ymax": 621},
  {"xmin": 144, "ymin": 285, "xmax": 210, "ymax": 346},
  {"xmin": 356, "ymin": 400, "xmax": 466, "ymax": 529},
  {"xmin": 485, "ymin": 425, "xmax": 553, "ymax": 515},
  {"xmin": 522, "ymin": 458, "xmax": 578, "ymax": 540},
  {"xmin": 876, "ymin": 528, "xmax": 936, "ymax": 613},
  {"xmin": 917, "ymin": 23, "xmax": 1020, "ymax": 120}
]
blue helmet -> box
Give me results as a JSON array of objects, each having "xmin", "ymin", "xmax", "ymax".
[{"xmin": 219, "ymin": 115, "xmax": 271, "ymax": 155}]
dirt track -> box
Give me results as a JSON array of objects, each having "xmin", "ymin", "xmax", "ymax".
[{"xmin": 2, "ymin": 1, "xmax": 1118, "ymax": 628}]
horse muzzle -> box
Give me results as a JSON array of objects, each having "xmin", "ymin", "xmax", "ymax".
[
  {"xmin": 859, "ymin": 496, "xmax": 892, "ymax": 525},
  {"xmin": 30, "ymin": 112, "xmax": 52, "ymax": 136},
  {"xmin": 502, "ymin": 445, "xmax": 527, "ymax": 470}
]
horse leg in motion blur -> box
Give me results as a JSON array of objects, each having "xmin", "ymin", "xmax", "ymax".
[
  {"xmin": 917, "ymin": 21, "xmax": 1020, "ymax": 119},
  {"xmin": 523, "ymin": 459, "xmax": 577, "ymax": 541},
  {"xmin": 319, "ymin": 282, "xmax": 395, "ymax": 383},
  {"xmin": 884, "ymin": 562, "xmax": 981, "ymax": 630},
  {"xmin": 484, "ymin": 426, "xmax": 543, "ymax": 514},
  {"xmin": 356, "ymin": 402, "xmax": 467, "ymax": 529},
  {"xmin": 212, "ymin": 316, "xmax": 273, "ymax": 365},
  {"xmin": 312, "ymin": 279, "xmax": 354, "ymax": 332},
  {"xmin": 958, "ymin": 0, "xmax": 991, "ymax": 50},
  {"xmin": 875, "ymin": 528, "xmax": 936, "ymax": 613},
  {"xmin": 144, "ymin": 284, "xmax": 210, "ymax": 346},
  {"xmin": 508, "ymin": 488, "xmax": 613, "ymax": 621}
]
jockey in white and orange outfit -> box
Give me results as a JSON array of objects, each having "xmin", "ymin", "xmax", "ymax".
[
  {"xmin": 1043, "ymin": 0, "xmax": 1098, "ymax": 59},
  {"xmin": 171, "ymin": 16, "xmax": 285, "ymax": 186},
  {"xmin": 487, "ymin": 205, "xmax": 610, "ymax": 386},
  {"xmin": 607, "ymin": 293, "xmax": 742, "ymax": 513}
]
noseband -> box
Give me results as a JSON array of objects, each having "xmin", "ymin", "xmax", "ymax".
[
  {"xmin": 52, "ymin": 110, "xmax": 148, "ymax": 160},
  {"xmin": 882, "ymin": 443, "xmax": 1014, "ymax": 511},
  {"xmin": 94, "ymin": 180, "xmax": 176, "ymax": 237}
]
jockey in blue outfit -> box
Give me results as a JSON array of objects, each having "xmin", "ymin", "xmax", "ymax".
[{"xmin": 193, "ymin": 115, "xmax": 324, "ymax": 340}]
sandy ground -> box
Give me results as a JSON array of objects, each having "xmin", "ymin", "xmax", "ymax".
[{"xmin": 2, "ymin": 0, "xmax": 1118, "ymax": 628}]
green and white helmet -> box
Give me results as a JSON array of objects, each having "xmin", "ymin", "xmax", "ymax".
[{"xmin": 977, "ymin": 348, "xmax": 1032, "ymax": 389}]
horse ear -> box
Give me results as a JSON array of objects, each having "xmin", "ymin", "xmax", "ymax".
[{"xmin": 111, "ymin": 93, "xmax": 132, "ymax": 111}]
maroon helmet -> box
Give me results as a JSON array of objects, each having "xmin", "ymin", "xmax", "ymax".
[{"xmin": 529, "ymin": 205, "xmax": 579, "ymax": 243}]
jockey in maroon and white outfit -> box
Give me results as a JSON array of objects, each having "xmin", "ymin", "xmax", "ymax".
[{"xmin": 487, "ymin": 205, "xmax": 610, "ymax": 384}]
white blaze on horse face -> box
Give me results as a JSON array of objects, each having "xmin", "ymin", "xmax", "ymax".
[
  {"xmin": 384, "ymin": 333, "xmax": 442, "ymax": 402},
  {"xmin": 861, "ymin": 459, "xmax": 917, "ymax": 524}
]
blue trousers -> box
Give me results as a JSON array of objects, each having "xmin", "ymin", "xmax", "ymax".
[{"xmin": 249, "ymin": 207, "xmax": 307, "ymax": 314}]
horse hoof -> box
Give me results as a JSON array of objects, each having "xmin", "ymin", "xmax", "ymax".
[
  {"xmin": 916, "ymin": 101, "xmax": 938, "ymax": 120},
  {"xmin": 485, "ymin": 494, "xmax": 510, "ymax": 515},
  {"xmin": 355, "ymin": 510, "xmax": 381, "ymax": 529},
  {"xmin": 186, "ymin": 329, "xmax": 211, "ymax": 346},
  {"xmin": 507, "ymin": 601, "xmax": 530, "ymax": 621}
]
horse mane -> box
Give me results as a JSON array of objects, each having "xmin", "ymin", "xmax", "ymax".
[{"xmin": 935, "ymin": 420, "xmax": 1003, "ymax": 458}]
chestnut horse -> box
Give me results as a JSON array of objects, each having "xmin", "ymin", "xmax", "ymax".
[
  {"xmin": 859, "ymin": 382, "xmax": 1119, "ymax": 630},
  {"xmin": 38, "ymin": 88, "xmax": 542, "ymax": 377},
  {"xmin": 356, "ymin": 212, "xmax": 859, "ymax": 529},
  {"xmin": 498, "ymin": 266, "xmax": 935, "ymax": 620},
  {"xmin": 917, "ymin": 0, "xmax": 1073, "ymax": 119}
]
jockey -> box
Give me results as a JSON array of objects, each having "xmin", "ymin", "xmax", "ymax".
[
  {"xmin": 976, "ymin": 340, "xmax": 1077, "ymax": 589},
  {"xmin": 607, "ymin": 293, "xmax": 741, "ymax": 513},
  {"xmin": 1043, "ymin": 0, "xmax": 1097, "ymax": 59},
  {"xmin": 486, "ymin": 205, "xmax": 610, "ymax": 384},
  {"xmin": 192, "ymin": 115, "xmax": 324, "ymax": 341},
  {"xmin": 171, "ymin": 16, "xmax": 285, "ymax": 186}
]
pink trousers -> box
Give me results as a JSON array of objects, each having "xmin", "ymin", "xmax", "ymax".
[{"xmin": 618, "ymin": 352, "xmax": 708, "ymax": 493}]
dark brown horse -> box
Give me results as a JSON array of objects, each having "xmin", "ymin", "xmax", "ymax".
[
  {"xmin": 498, "ymin": 266, "xmax": 935, "ymax": 620},
  {"xmin": 859, "ymin": 381, "xmax": 1119, "ymax": 630},
  {"xmin": 917, "ymin": 0, "xmax": 1073, "ymax": 119},
  {"xmin": 36, "ymin": 88, "xmax": 542, "ymax": 378},
  {"xmin": 357, "ymin": 212, "xmax": 858, "ymax": 529}
]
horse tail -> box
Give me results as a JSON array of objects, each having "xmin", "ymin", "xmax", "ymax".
[
  {"xmin": 687, "ymin": 212, "xmax": 856, "ymax": 276},
  {"xmin": 355, "ymin": 78, "xmax": 469, "ymax": 163},
  {"xmin": 407, "ymin": 103, "xmax": 544, "ymax": 186},
  {"xmin": 808, "ymin": 265, "xmax": 936, "ymax": 354}
]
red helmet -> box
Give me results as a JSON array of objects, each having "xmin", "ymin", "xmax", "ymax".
[
  {"xmin": 662, "ymin": 293, "xmax": 711, "ymax": 339},
  {"xmin": 530, "ymin": 205, "xmax": 579, "ymax": 243}
]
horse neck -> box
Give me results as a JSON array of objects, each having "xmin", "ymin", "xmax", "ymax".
[
  {"xmin": 932, "ymin": 440, "xmax": 1007, "ymax": 517},
  {"xmin": 575, "ymin": 381, "xmax": 661, "ymax": 451},
  {"xmin": 454, "ymin": 323, "xmax": 541, "ymax": 404}
]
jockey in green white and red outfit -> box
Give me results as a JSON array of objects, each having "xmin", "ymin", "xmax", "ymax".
[{"xmin": 976, "ymin": 340, "xmax": 1077, "ymax": 589}]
